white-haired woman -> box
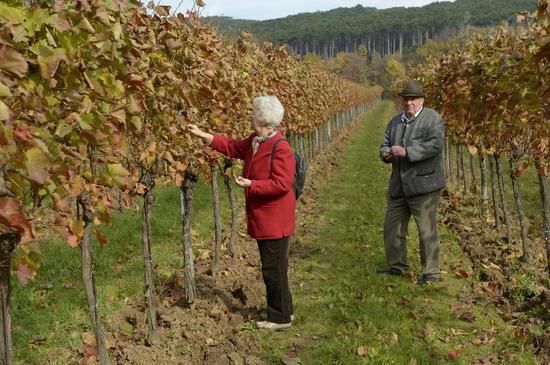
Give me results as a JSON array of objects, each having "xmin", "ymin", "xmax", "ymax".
[{"xmin": 188, "ymin": 95, "xmax": 295, "ymax": 330}]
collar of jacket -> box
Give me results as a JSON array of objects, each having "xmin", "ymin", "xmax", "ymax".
[{"xmin": 401, "ymin": 107, "xmax": 424, "ymax": 124}]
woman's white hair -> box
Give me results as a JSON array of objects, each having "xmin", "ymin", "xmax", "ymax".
[{"xmin": 252, "ymin": 95, "xmax": 285, "ymax": 128}]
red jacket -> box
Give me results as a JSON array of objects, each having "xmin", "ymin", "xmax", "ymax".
[{"xmin": 210, "ymin": 133, "xmax": 296, "ymax": 240}]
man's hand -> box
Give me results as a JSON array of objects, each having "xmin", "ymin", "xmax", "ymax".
[
  {"xmin": 390, "ymin": 146, "xmax": 406, "ymax": 157},
  {"xmin": 235, "ymin": 175, "xmax": 251, "ymax": 188},
  {"xmin": 383, "ymin": 150, "xmax": 393, "ymax": 161}
]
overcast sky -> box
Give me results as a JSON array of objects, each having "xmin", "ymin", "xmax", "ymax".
[{"xmin": 161, "ymin": 1, "xmax": 455, "ymax": 21}]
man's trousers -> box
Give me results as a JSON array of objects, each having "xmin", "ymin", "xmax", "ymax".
[{"xmin": 383, "ymin": 190, "xmax": 441, "ymax": 277}]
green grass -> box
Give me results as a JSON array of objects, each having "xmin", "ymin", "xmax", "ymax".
[
  {"xmin": 11, "ymin": 175, "xmax": 237, "ymax": 364},
  {"xmin": 258, "ymin": 101, "xmax": 539, "ymax": 364}
]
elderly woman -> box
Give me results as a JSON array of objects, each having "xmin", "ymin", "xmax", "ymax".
[{"xmin": 188, "ymin": 95, "xmax": 295, "ymax": 330}]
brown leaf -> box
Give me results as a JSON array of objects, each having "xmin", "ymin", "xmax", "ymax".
[
  {"xmin": 472, "ymin": 331, "xmax": 494, "ymax": 345},
  {"xmin": 459, "ymin": 311, "xmax": 476, "ymax": 322},
  {"xmin": 416, "ymin": 327, "xmax": 431, "ymax": 338},
  {"xmin": 455, "ymin": 269, "xmax": 473, "ymax": 279},
  {"xmin": 81, "ymin": 344, "xmax": 99, "ymax": 365},
  {"xmin": 0, "ymin": 46, "xmax": 28, "ymax": 78},
  {"xmin": 155, "ymin": 5, "xmax": 171, "ymax": 16},
  {"xmin": 514, "ymin": 161, "xmax": 529, "ymax": 177},
  {"xmin": 0, "ymin": 197, "xmax": 34, "ymax": 243},
  {"xmin": 397, "ymin": 296, "xmax": 412, "ymax": 305}
]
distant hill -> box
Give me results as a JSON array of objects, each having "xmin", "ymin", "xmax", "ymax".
[{"xmin": 204, "ymin": 0, "xmax": 537, "ymax": 58}]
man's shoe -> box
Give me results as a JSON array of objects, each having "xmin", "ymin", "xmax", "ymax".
[
  {"xmin": 376, "ymin": 267, "xmax": 405, "ymax": 276},
  {"xmin": 416, "ymin": 275, "xmax": 439, "ymax": 286},
  {"xmin": 256, "ymin": 321, "xmax": 291, "ymax": 331}
]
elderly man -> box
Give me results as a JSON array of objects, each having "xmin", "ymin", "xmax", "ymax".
[{"xmin": 377, "ymin": 80, "xmax": 446, "ymax": 285}]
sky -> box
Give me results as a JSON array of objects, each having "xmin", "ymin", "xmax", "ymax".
[{"xmin": 160, "ymin": 1, "xmax": 456, "ymax": 21}]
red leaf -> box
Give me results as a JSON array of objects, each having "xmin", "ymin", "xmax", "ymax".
[
  {"xmin": 447, "ymin": 350, "xmax": 460, "ymax": 360},
  {"xmin": 0, "ymin": 197, "xmax": 34, "ymax": 243},
  {"xmin": 94, "ymin": 228, "xmax": 108, "ymax": 247}
]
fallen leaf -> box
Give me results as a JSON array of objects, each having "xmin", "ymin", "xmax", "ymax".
[
  {"xmin": 357, "ymin": 346, "xmax": 369, "ymax": 357},
  {"xmin": 63, "ymin": 281, "xmax": 76, "ymax": 289},
  {"xmin": 448, "ymin": 350, "xmax": 460, "ymax": 360},
  {"xmin": 16, "ymin": 264, "xmax": 36, "ymax": 285},
  {"xmin": 459, "ymin": 311, "xmax": 476, "ymax": 322},
  {"xmin": 417, "ymin": 327, "xmax": 431, "ymax": 338},
  {"xmin": 397, "ymin": 296, "xmax": 412, "ymax": 305},
  {"xmin": 455, "ymin": 269, "xmax": 473, "ymax": 279}
]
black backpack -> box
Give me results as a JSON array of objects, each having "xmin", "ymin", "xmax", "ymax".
[{"xmin": 270, "ymin": 139, "xmax": 308, "ymax": 200}]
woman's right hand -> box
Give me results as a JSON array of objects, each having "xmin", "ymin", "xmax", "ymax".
[
  {"xmin": 187, "ymin": 124, "xmax": 214, "ymax": 144},
  {"xmin": 187, "ymin": 124, "xmax": 203, "ymax": 137}
]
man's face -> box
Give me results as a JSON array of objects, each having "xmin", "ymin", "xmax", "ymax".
[{"xmin": 401, "ymin": 96, "xmax": 424, "ymax": 118}]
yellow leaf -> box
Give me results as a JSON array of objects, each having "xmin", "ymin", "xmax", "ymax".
[
  {"xmin": 25, "ymin": 148, "xmax": 51, "ymax": 184},
  {"xmin": 0, "ymin": 100, "xmax": 10, "ymax": 121},
  {"xmin": 0, "ymin": 81, "xmax": 11, "ymax": 97}
]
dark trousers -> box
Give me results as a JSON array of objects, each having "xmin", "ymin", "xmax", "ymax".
[
  {"xmin": 257, "ymin": 237, "xmax": 293, "ymax": 324},
  {"xmin": 383, "ymin": 190, "xmax": 441, "ymax": 276}
]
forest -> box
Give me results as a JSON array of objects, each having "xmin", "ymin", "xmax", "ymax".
[{"xmin": 207, "ymin": 0, "xmax": 538, "ymax": 58}]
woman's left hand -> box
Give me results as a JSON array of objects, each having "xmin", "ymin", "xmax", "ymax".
[{"xmin": 235, "ymin": 176, "xmax": 251, "ymax": 188}]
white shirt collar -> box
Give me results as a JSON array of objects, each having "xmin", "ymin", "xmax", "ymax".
[{"xmin": 401, "ymin": 107, "xmax": 423, "ymax": 124}]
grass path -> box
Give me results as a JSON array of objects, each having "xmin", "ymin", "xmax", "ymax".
[{"xmin": 259, "ymin": 101, "xmax": 539, "ymax": 365}]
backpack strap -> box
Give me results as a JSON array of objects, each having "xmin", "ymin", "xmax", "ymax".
[{"xmin": 270, "ymin": 138, "xmax": 291, "ymax": 171}]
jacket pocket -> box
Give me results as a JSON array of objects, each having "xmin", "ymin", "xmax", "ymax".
[{"xmin": 416, "ymin": 169, "xmax": 435, "ymax": 176}]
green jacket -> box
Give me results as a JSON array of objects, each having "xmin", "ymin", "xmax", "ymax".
[{"xmin": 379, "ymin": 107, "xmax": 446, "ymax": 198}]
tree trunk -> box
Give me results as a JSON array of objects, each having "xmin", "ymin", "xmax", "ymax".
[
  {"xmin": 495, "ymin": 154, "xmax": 512, "ymax": 243},
  {"xmin": 509, "ymin": 158, "xmax": 530, "ymax": 263},
  {"xmin": 455, "ymin": 145, "xmax": 461, "ymax": 185},
  {"xmin": 535, "ymin": 160, "xmax": 550, "ymax": 274},
  {"xmin": 443, "ymin": 139, "xmax": 449, "ymax": 179},
  {"xmin": 141, "ymin": 178, "xmax": 158, "ymax": 345},
  {"xmin": 447, "ymin": 142, "xmax": 454, "ymax": 184},
  {"xmin": 489, "ymin": 156, "xmax": 500, "ymax": 230},
  {"xmin": 79, "ymin": 203, "xmax": 110, "ymax": 364},
  {"xmin": 0, "ymin": 233, "xmax": 18, "ymax": 365},
  {"xmin": 459, "ymin": 145, "xmax": 467, "ymax": 192},
  {"xmin": 210, "ymin": 165, "xmax": 222, "ymax": 275},
  {"xmin": 180, "ymin": 170, "xmax": 197, "ymax": 303},
  {"xmin": 479, "ymin": 156, "xmax": 489, "ymax": 222},
  {"xmin": 222, "ymin": 160, "xmax": 238, "ymax": 258},
  {"xmin": 469, "ymin": 153, "xmax": 476, "ymax": 187}
]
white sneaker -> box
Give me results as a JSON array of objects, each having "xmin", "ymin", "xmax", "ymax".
[{"xmin": 256, "ymin": 321, "xmax": 291, "ymax": 330}]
